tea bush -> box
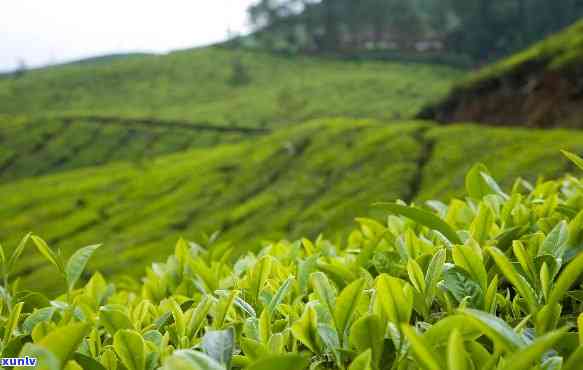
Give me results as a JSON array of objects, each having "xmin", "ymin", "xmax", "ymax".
[
  {"xmin": 0, "ymin": 48, "xmax": 461, "ymax": 125},
  {"xmin": 3, "ymin": 120, "xmax": 583, "ymax": 294},
  {"xmin": 2, "ymin": 151, "xmax": 583, "ymax": 370}
]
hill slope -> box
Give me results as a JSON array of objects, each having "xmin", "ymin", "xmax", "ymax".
[
  {"xmin": 0, "ymin": 48, "xmax": 462, "ymax": 127},
  {"xmin": 0, "ymin": 114, "xmax": 265, "ymax": 182},
  {"xmin": 2, "ymin": 118, "xmax": 581, "ymax": 293},
  {"xmin": 419, "ymin": 20, "xmax": 583, "ymax": 128}
]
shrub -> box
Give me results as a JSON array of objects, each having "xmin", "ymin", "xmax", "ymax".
[{"xmin": 1, "ymin": 151, "xmax": 583, "ymax": 369}]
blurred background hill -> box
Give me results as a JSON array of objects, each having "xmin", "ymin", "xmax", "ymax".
[{"xmin": 2, "ymin": 0, "xmax": 583, "ymax": 292}]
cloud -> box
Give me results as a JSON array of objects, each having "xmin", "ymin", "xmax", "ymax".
[{"xmin": 0, "ymin": 0, "xmax": 256, "ymax": 71}]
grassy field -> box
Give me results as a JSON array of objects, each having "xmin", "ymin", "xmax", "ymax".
[
  {"xmin": 2, "ymin": 118, "xmax": 582, "ymax": 293},
  {"xmin": 0, "ymin": 48, "xmax": 462, "ymax": 126}
]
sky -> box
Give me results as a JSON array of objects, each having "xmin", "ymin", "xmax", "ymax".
[{"xmin": 0, "ymin": 0, "xmax": 256, "ymax": 72}]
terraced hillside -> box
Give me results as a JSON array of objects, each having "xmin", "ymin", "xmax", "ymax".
[
  {"xmin": 2, "ymin": 118, "xmax": 582, "ymax": 293},
  {"xmin": 0, "ymin": 115, "xmax": 265, "ymax": 182},
  {"xmin": 0, "ymin": 48, "xmax": 462, "ymax": 126},
  {"xmin": 420, "ymin": 19, "xmax": 583, "ymax": 128}
]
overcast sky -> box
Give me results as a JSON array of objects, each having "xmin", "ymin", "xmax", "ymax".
[{"xmin": 0, "ymin": 0, "xmax": 256, "ymax": 72}]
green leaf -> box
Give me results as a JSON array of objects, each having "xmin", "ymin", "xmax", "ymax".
[
  {"xmin": 245, "ymin": 354, "xmax": 310, "ymax": 370},
  {"xmin": 317, "ymin": 323, "xmax": 342, "ymax": 367},
  {"xmin": 453, "ymin": 245, "xmax": 487, "ymax": 291},
  {"xmin": 240, "ymin": 337, "xmax": 268, "ymax": 360},
  {"xmin": 425, "ymin": 248, "xmax": 446, "ymax": 300},
  {"xmin": 465, "ymin": 163, "xmax": 493, "ymax": 199},
  {"xmin": 407, "ymin": 259, "xmax": 426, "ymax": 293},
  {"xmin": 425, "ymin": 315, "xmax": 481, "ymax": 345},
  {"xmin": 28, "ymin": 322, "xmax": 91, "ymax": 367},
  {"xmin": 4, "ymin": 301, "xmax": 24, "ymax": 344},
  {"xmin": 22, "ymin": 307, "xmax": 56, "ymax": 334},
  {"xmin": 442, "ymin": 266, "xmax": 483, "ymax": 307},
  {"xmin": 113, "ymin": 329, "xmax": 146, "ymax": 370},
  {"xmin": 163, "ymin": 350, "xmax": 224, "ymax": 370},
  {"xmin": 469, "ymin": 203, "xmax": 494, "ymax": 244},
  {"xmin": 65, "ymin": 244, "xmax": 101, "ymax": 292},
  {"xmin": 249, "ymin": 256, "xmax": 272, "ymax": 306},
  {"xmin": 0, "ymin": 242, "xmax": 4, "ymax": 269},
  {"xmin": 186, "ymin": 295, "xmax": 213, "ymax": 338},
  {"xmin": 31, "ymin": 235, "xmax": 64, "ymax": 273},
  {"xmin": 291, "ymin": 304, "xmax": 319, "ymax": 353},
  {"xmin": 334, "ymin": 278, "xmax": 365, "ymax": 346},
  {"xmin": 348, "ymin": 349, "xmax": 373, "ymax": 370},
  {"xmin": 375, "ymin": 274, "xmax": 413, "ymax": 324},
  {"xmin": 564, "ymin": 346, "xmax": 583, "ymax": 370},
  {"xmin": 401, "ymin": 324, "xmax": 443, "ymax": 370},
  {"xmin": 73, "ymin": 353, "xmax": 108, "ymax": 370},
  {"xmin": 19, "ymin": 343, "xmax": 60, "ymax": 370},
  {"xmin": 374, "ymin": 203, "xmax": 461, "ymax": 244},
  {"xmin": 548, "ymin": 250, "xmax": 583, "ymax": 307},
  {"xmin": 349, "ymin": 314, "xmax": 384, "ymax": 368},
  {"xmin": 561, "ymin": 150, "xmax": 583, "ymax": 171},
  {"xmin": 447, "ymin": 329, "xmax": 468, "ymax": 370},
  {"xmin": 500, "ymin": 327, "xmax": 569, "ymax": 370},
  {"xmin": 258, "ymin": 309, "xmax": 271, "ymax": 344},
  {"xmin": 168, "ymin": 297, "xmax": 186, "ymax": 338},
  {"xmin": 487, "ymin": 247, "xmax": 538, "ymax": 314},
  {"xmin": 7, "ymin": 233, "xmax": 31, "ymax": 274},
  {"xmin": 99, "ymin": 305, "xmax": 134, "ymax": 335},
  {"xmin": 539, "ymin": 221, "xmax": 568, "ymax": 259},
  {"xmin": 311, "ymin": 272, "xmax": 337, "ymax": 323},
  {"xmin": 214, "ymin": 290, "xmax": 239, "ymax": 329},
  {"xmin": 202, "ymin": 327, "xmax": 234, "ymax": 369},
  {"xmin": 459, "ymin": 308, "xmax": 526, "ymax": 352},
  {"xmin": 267, "ymin": 277, "xmax": 293, "ymax": 315}
]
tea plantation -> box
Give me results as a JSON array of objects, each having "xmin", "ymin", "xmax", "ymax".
[
  {"xmin": 0, "ymin": 115, "xmax": 262, "ymax": 182},
  {"xmin": 1, "ymin": 153, "xmax": 583, "ymax": 370},
  {"xmin": 1, "ymin": 119, "xmax": 582, "ymax": 294},
  {"xmin": 2, "ymin": 26, "xmax": 583, "ymax": 369},
  {"xmin": 0, "ymin": 48, "xmax": 461, "ymax": 126}
]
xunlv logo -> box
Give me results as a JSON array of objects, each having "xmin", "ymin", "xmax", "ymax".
[{"xmin": 0, "ymin": 357, "xmax": 38, "ymax": 367}]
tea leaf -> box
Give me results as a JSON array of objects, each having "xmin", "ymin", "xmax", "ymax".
[
  {"xmin": 460, "ymin": 308, "xmax": 526, "ymax": 352},
  {"xmin": 348, "ymin": 349, "xmax": 373, "ymax": 370},
  {"xmin": 500, "ymin": 327, "xmax": 569, "ymax": 370},
  {"xmin": 31, "ymin": 235, "xmax": 64, "ymax": 274},
  {"xmin": 162, "ymin": 349, "xmax": 224, "ymax": 370},
  {"xmin": 29, "ymin": 322, "xmax": 91, "ymax": 367},
  {"xmin": 65, "ymin": 244, "xmax": 101, "ymax": 292},
  {"xmin": 561, "ymin": 150, "xmax": 583, "ymax": 171},
  {"xmin": 487, "ymin": 247, "xmax": 538, "ymax": 314},
  {"xmin": 202, "ymin": 327, "xmax": 235, "ymax": 369},
  {"xmin": 113, "ymin": 329, "xmax": 146, "ymax": 370},
  {"xmin": 401, "ymin": 324, "xmax": 443, "ymax": 370},
  {"xmin": 375, "ymin": 203, "xmax": 461, "ymax": 244},
  {"xmin": 245, "ymin": 354, "xmax": 310, "ymax": 370},
  {"xmin": 334, "ymin": 278, "xmax": 365, "ymax": 345},
  {"xmin": 447, "ymin": 329, "xmax": 468, "ymax": 370},
  {"xmin": 548, "ymin": 250, "xmax": 583, "ymax": 307}
]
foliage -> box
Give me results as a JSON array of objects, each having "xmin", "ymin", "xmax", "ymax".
[
  {"xmin": 1, "ymin": 119, "xmax": 582, "ymax": 294},
  {"xmin": 1, "ymin": 152, "xmax": 583, "ymax": 369},
  {"xmin": 0, "ymin": 115, "xmax": 249, "ymax": 182}
]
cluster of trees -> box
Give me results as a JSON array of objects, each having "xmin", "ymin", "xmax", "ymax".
[{"xmin": 246, "ymin": 0, "xmax": 583, "ymax": 62}]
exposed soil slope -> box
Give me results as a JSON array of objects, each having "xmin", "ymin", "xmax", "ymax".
[{"xmin": 418, "ymin": 20, "xmax": 583, "ymax": 128}]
